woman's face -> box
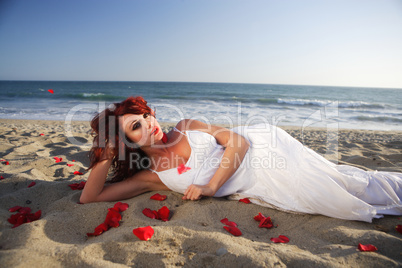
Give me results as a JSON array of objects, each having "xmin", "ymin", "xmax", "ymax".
[{"xmin": 120, "ymin": 113, "xmax": 163, "ymax": 147}]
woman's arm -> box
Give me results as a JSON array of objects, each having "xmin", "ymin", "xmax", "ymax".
[
  {"xmin": 80, "ymin": 160, "xmax": 168, "ymax": 203},
  {"xmin": 179, "ymin": 119, "xmax": 250, "ymax": 200}
]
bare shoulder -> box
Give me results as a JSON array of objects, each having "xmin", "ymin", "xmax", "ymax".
[{"xmin": 175, "ymin": 119, "xmax": 228, "ymax": 134}]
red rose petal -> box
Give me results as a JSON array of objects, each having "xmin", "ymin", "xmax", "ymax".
[
  {"xmin": 68, "ymin": 181, "xmax": 86, "ymax": 190},
  {"xmin": 48, "ymin": 89, "xmax": 54, "ymax": 94},
  {"xmin": 113, "ymin": 202, "xmax": 129, "ymax": 212},
  {"xmin": 105, "ymin": 208, "xmax": 122, "ymax": 228},
  {"xmin": 74, "ymin": 171, "xmax": 83, "ymax": 175},
  {"xmin": 53, "ymin": 157, "xmax": 63, "ymax": 163},
  {"xmin": 259, "ymin": 216, "xmax": 274, "ymax": 229},
  {"xmin": 5, "ymin": 161, "xmax": 9, "ymax": 165},
  {"xmin": 28, "ymin": 182, "xmax": 36, "ymax": 188},
  {"xmin": 8, "ymin": 206, "xmax": 23, "ymax": 212},
  {"xmin": 67, "ymin": 164, "xmax": 74, "ymax": 167},
  {"xmin": 0, "ymin": 175, "xmax": 5, "ymax": 180},
  {"xmin": 150, "ymin": 193, "xmax": 167, "ymax": 201},
  {"xmin": 157, "ymin": 206, "xmax": 170, "ymax": 221},
  {"xmin": 396, "ymin": 225, "xmax": 402, "ymax": 234},
  {"xmin": 31, "ymin": 210, "xmax": 42, "ymax": 221},
  {"xmin": 270, "ymin": 235, "xmax": 289, "ymax": 243},
  {"xmin": 87, "ymin": 202, "xmax": 128, "ymax": 237},
  {"xmin": 72, "ymin": 160, "xmax": 76, "ymax": 162},
  {"xmin": 239, "ymin": 198, "xmax": 251, "ymax": 204},
  {"xmin": 358, "ymin": 243, "xmax": 377, "ymax": 252},
  {"xmin": 133, "ymin": 226, "xmax": 154, "ymax": 241},
  {"xmin": 223, "ymin": 226, "xmax": 242, "ymax": 236},
  {"xmin": 18, "ymin": 207, "xmax": 32, "ymax": 214},
  {"xmin": 39, "ymin": 133, "xmax": 44, "ymax": 136},
  {"xmin": 254, "ymin": 212, "xmax": 265, "ymax": 222},
  {"xmin": 162, "ymin": 132, "xmax": 168, "ymax": 143},
  {"xmin": 7, "ymin": 214, "xmax": 20, "ymax": 225},
  {"xmin": 220, "ymin": 218, "xmax": 238, "ymax": 227},
  {"xmin": 87, "ymin": 223, "xmax": 109, "ymax": 236},
  {"xmin": 7, "ymin": 208, "xmax": 41, "ymax": 228},
  {"xmin": 142, "ymin": 208, "xmax": 158, "ymax": 219},
  {"xmin": 177, "ymin": 163, "xmax": 191, "ymax": 174}
]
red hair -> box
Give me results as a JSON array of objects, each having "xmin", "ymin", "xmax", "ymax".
[{"xmin": 88, "ymin": 96, "xmax": 154, "ymax": 182}]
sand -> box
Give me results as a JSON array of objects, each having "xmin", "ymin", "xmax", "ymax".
[{"xmin": 0, "ymin": 119, "xmax": 401, "ymax": 267}]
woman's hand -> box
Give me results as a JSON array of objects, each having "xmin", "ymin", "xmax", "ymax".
[{"xmin": 182, "ymin": 184, "xmax": 216, "ymax": 201}]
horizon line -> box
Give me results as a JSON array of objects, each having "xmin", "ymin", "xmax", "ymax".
[{"xmin": 0, "ymin": 79, "xmax": 401, "ymax": 90}]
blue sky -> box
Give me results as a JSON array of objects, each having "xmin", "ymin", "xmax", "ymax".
[{"xmin": 0, "ymin": 0, "xmax": 401, "ymax": 88}]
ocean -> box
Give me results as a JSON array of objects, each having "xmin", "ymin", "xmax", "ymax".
[{"xmin": 0, "ymin": 81, "xmax": 401, "ymax": 131}]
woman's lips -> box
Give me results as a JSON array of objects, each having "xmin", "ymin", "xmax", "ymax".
[{"xmin": 151, "ymin": 127, "xmax": 159, "ymax": 135}]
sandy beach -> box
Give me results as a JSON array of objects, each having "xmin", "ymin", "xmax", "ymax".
[{"xmin": 0, "ymin": 119, "xmax": 401, "ymax": 267}]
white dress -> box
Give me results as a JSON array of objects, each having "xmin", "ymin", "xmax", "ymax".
[{"xmin": 151, "ymin": 124, "xmax": 402, "ymax": 222}]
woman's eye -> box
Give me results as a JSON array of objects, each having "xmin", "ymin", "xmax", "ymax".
[
  {"xmin": 143, "ymin": 113, "xmax": 150, "ymax": 119},
  {"xmin": 132, "ymin": 122, "xmax": 141, "ymax": 130}
]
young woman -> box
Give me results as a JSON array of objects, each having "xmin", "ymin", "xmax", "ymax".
[{"xmin": 80, "ymin": 96, "xmax": 402, "ymax": 222}]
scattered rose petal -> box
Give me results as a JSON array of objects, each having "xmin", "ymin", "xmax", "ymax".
[
  {"xmin": 223, "ymin": 226, "xmax": 242, "ymax": 236},
  {"xmin": 142, "ymin": 206, "xmax": 170, "ymax": 221},
  {"xmin": 53, "ymin": 157, "xmax": 63, "ymax": 163},
  {"xmin": 8, "ymin": 206, "xmax": 23, "ymax": 212},
  {"xmin": 86, "ymin": 202, "xmax": 129, "ymax": 237},
  {"xmin": 162, "ymin": 132, "xmax": 168, "ymax": 143},
  {"xmin": 105, "ymin": 208, "xmax": 122, "ymax": 228},
  {"xmin": 7, "ymin": 207, "xmax": 41, "ymax": 228},
  {"xmin": 220, "ymin": 218, "xmax": 238, "ymax": 227},
  {"xmin": 48, "ymin": 89, "xmax": 54, "ymax": 94},
  {"xmin": 253, "ymin": 213, "xmax": 274, "ymax": 229},
  {"xmin": 39, "ymin": 133, "xmax": 44, "ymax": 136},
  {"xmin": 4, "ymin": 161, "xmax": 9, "ymax": 165},
  {"xmin": 28, "ymin": 182, "xmax": 36, "ymax": 188},
  {"xmin": 396, "ymin": 225, "xmax": 402, "ymax": 234},
  {"xmin": 259, "ymin": 216, "xmax": 274, "ymax": 229},
  {"xmin": 67, "ymin": 164, "xmax": 74, "ymax": 167},
  {"xmin": 18, "ymin": 207, "xmax": 32, "ymax": 214},
  {"xmin": 150, "ymin": 193, "xmax": 167, "ymax": 201},
  {"xmin": 68, "ymin": 181, "xmax": 86, "ymax": 190},
  {"xmin": 253, "ymin": 213, "xmax": 265, "ymax": 222},
  {"xmin": 87, "ymin": 223, "xmax": 109, "ymax": 236},
  {"xmin": 113, "ymin": 202, "xmax": 129, "ymax": 212},
  {"xmin": 239, "ymin": 198, "xmax": 251, "ymax": 204},
  {"xmin": 0, "ymin": 176, "xmax": 5, "ymax": 180},
  {"xmin": 142, "ymin": 208, "xmax": 158, "ymax": 219},
  {"xmin": 133, "ymin": 226, "xmax": 154, "ymax": 241},
  {"xmin": 157, "ymin": 206, "xmax": 170, "ymax": 221},
  {"xmin": 270, "ymin": 235, "xmax": 289, "ymax": 243},
  {"xmin": 358, "ymin": 243, "xmax": 377, "ymax": 252},
  {"xmin": 177, "ymin": 163, "xmax": 191, "ymax": 174},
  {"xmin": 72, "ymin": 160, "xmax": 76, "ymax": 162},
  {"xmin": 74, "ymin": 171, "xmax": 83, "ymax": 175}
]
